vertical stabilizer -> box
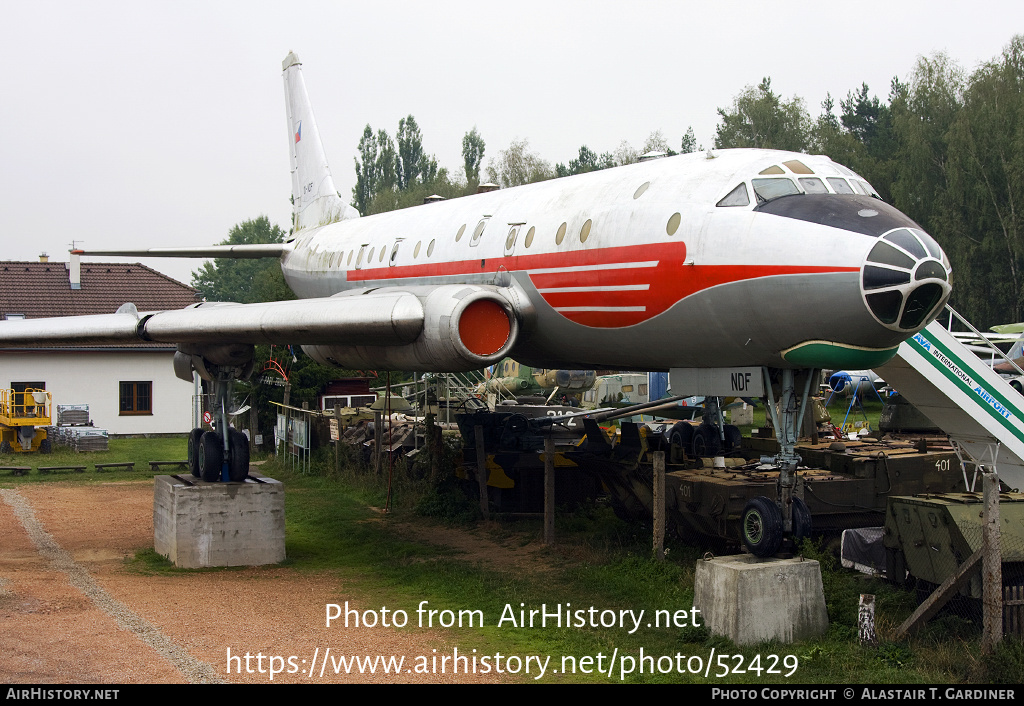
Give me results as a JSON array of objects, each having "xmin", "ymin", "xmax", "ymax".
[{"xmin": 282, "ymin": 52, "xmax": 358, "ymax": 232}]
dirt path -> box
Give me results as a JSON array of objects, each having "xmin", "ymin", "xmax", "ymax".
[{"xmin": 0, "ymin": 482, "xmax": 505, "ymax": 684}]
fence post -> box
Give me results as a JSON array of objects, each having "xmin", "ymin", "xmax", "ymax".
[
  {"xmin": 475, "ymin": 425, "xmax": 489, "ymax": 521},
  {"xmin": 334, "ymin": 404, "xmax": 342, "ymax": 475},
  {"xmin": 544, "ymin": 436, "xmax": 555, "ymax": 545},
  {"xmin": 982, "ymin": 469, "xmax": 1003, "ymax": 654},
  {"xmin": 653, "ymin": 450, "xmax": 665, "ymax": 561}
]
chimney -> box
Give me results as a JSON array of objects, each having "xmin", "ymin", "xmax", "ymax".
[
  {"xmin": 39, "ymin": 253, "xmax": 49, "ymax": 263},
  {"xmin": 69, "ymin": 250, "xmax": 82, "ymax": 290}
]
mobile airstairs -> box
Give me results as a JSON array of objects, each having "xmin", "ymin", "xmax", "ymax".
[{"xmin": 876, "ymin": 306, "xmax": 1024, "ymax": 492}]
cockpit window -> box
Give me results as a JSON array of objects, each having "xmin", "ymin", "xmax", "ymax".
[
  {"xmin": 783, "ymin": 159, "xmax": 814, "ymax": 174},
  {"xmin": 827, "ymin": 177, "xmax": 854, "ymax": 194},
  {"xmin": 799, "ymin": 177, "xmax": 827, "ymax": 194},
  {"xmin": 855, "ymin": 180, "xmax": 879, "ymax": 198},
  {"xmin": 759, "ymin": 165, "xmax": 785, "ymax": 175},
  {"xmin": 717, "ymin": 182, "xmax": 750, "ymax": 207},
  {"xmin": 752, "ymin": 178, "xmax": 799, "ymax": 202}
]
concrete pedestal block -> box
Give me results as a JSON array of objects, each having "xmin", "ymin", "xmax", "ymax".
[
  {"xmin": 153, "ymin": 472, "xmax": 285, "ymax": 568},
  {"xmin": 694, "ymin": 554, "xmax": 828, "ymax": 645}
]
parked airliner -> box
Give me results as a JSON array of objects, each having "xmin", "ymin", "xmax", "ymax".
[{"xmin": 0, "ymin": 53, "xmax": 952, "ymax": 555}]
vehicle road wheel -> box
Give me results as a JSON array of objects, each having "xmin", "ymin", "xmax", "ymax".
[
  {"xmin": 692, "ymin": 424, "xmax": 722, "ymax": 458},
  {"xmin": 668, "ymin": 422, "xmax": 693, "ymax": 451},
  {"xmin": 187, "ymin": 428, "xmax": 204, "ymax": 477},
  {"xmin": 0, "ymin": 441, "xmax": 11, "ymax": 454},
  {"xmin": 792, "ymin": 497, "xmax": 812, "ymax": 543},
  {"xmin": 722, "ymin": 424, "xmax": 742, "ymax": 454},
  {"xmin": 38, "ymin": 437, "xmax": 52, "ymax": 454},
  {"xmin": 199, "ymin": 431, "xmax": 223, "ymax": 482},
  {"xmin": 742, "ymin": 496, "xmax": 783, "ymax": 557},
  {"xmin": 228, "ymin": 429, "xmax": 250, "ymax": 482}
]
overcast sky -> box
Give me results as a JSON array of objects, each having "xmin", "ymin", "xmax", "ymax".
[{"xmin": 2, "ymin": 1, "xmax": 1021, "ymax": 287}]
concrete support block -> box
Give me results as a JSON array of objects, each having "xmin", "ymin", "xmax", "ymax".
[
  {"xmin": 694, "ymin": 554, "xmax": 828, "ymax": 644},
  {"xmin": 153, "ymin": 472, "xmax": 285, "ymax": 568}
]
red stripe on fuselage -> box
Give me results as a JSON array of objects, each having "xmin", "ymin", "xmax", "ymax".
[{"xmin": 345, "ymin": 242, "xmax": 857, "ymax": 328}]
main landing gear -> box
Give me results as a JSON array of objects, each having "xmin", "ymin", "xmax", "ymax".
[
  {"xmin": 740, "ymin": 368, "xmax": 818, "ymax": 557},
  {"xmin": 176, "ymin": 342, "xmax": 254, "ymax": 484}
]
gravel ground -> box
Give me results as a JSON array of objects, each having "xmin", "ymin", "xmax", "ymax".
[{"xmin": 0, "ymin": 482, "xmax": 504, "ymax": 684}]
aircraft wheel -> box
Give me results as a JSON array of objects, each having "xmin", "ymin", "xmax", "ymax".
[
  {"xmin": 722, "ymin": 424, "xmax": 742, "ymax": 454},
  {"xmin": 668, "ymin": 422, "xmax": 693, "ymax": 450},
  {"xmin": 38, "ymin": 438, "xmax": 52, "ymax": 454},
  {"xmin": 691, "ymin": 424, "xmax": 722, "ymax": 458},
  {"xmin": 742, "ymin": 496, "xmax": 783, "ymax": 557},
  {"xmin": 0, "ymin": 441, "xmax": 10, "ymax": 454},
  {"xmin": 187, "ymin": 428, "xmax": 204, "ymax": 478},
  {"xmin": 199, "ymin": 431, "xmax": 223, "ymax": 482},
  {"xmin": 792, "ymin": 497, "xmax": 812, "ymax": 542},
  {"xmin": 228, "ymin": 429, "xmax": 250, "ymax": 482}
]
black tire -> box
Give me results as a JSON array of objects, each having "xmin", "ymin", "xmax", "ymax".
[
  {"xmin": 742, "ymin": 496, "xmax": 784, "ymax": 557},
  {"xmin": 228, "ymin": 428, "xmax": 250, "ymax": 482},
  {"xmin": 0, "ymin": 440, "xmax": 11, "ymax": 454},
  {"xmin": 199, "ymin": 431, "xmax": 223, "ymax": 482},
  {"xmin": 668, "ymin": 422, "xmax": 694, "ymax": 450},
  {"xmin": 792, "ymin": 497, "xmax": 812, "ymax": 542},
  {"xmin": 692, "ymin": 424, "xmax": 722, "ymax": 458},
  {"xmin": 722, "ymin": 424, "xmax": 742, "ymax": 453},
  {"xmin": 187, "ymin": 428, "xmax": 204, "ymax": 478},
  {"xmin": 38, "ymin": 437, "xmax": 52, "ymax": 454}
]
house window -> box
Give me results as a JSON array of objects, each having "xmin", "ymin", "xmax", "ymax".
[{"xmin": 120, "ymin": 381, "xmax": 152, "ymax": 415}]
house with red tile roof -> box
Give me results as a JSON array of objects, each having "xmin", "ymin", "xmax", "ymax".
[{"xmin": 0, "ymin": 254, "xmax": 200, "ymax": 435}]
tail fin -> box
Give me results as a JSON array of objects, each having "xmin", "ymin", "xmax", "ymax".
[{"xmin": 282, "ymin": 52, "xmax": 359, "ymax": 232}]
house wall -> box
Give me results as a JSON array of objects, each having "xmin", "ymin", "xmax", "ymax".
[{"xmin": 0, "ymin": 348, "xmax": 193, "ymax": 434}]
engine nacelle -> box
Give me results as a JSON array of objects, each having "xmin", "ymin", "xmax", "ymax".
[{"xmin": 304, "ymin": 285, "xmax": 522, "ymax": 371}]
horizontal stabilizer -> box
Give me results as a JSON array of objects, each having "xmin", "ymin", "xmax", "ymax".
[{"xmin": 81, "ymin": 244, "xmax": 290, "ymax": 259}]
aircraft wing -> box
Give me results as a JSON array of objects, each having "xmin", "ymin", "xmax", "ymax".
[
  {"xmin": 0, "ymin": 285, "xmax": 523, "ymax": 373},
  {"xmin": 82, "ymin": 244, "xmax": 291, "ymax": 259}
]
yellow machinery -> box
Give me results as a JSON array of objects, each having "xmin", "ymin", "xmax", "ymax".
[{"xmin": 0, "ymin": 388, "xmax": 52, "ymax": 453}]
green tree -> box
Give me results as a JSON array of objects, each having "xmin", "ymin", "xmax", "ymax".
[
  {"xmin": 397, "ymin": 115, "xmax": 438, "ymax": 190},
  {"xmin": 938, "ymin": 37, "xmax": 1024, "ymax": 325},
  {"xmin": 191, "ymin": 217, "xmax": 293, "ymax": 303},
  {"xmin": 810, "ymin": 93, "xmax": 865, "ymax": 177},
  {"xmin": 714, "ymin": 77, "xmax": 810, "ymax": 152},
  {"xmin": 680, "ymin": 126, "xmax": 698, "ymax": 154},
  {"xmin": 375, "ymin": 129, "xmax": 398, "ymax": 193},
  {"xmin": 462, "ymin": 127, "xmax": 486, "ymax": 184},
  {"xmin": 556, "ymin": 145, "xmax": 610, "ymax": 177},
  {"xmin": 352, "ymin": 125, "xmax": 380, "ymax": 216}
]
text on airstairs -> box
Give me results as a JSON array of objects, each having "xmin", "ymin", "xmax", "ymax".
[{"xmin": 912, "ymin": 332, "xmax": 1013, "ymax": 421}]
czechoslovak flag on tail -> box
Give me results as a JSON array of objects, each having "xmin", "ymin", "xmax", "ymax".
[{"xmin": 294, "ymin": 120, "xmax": 302, "ymax": 144}]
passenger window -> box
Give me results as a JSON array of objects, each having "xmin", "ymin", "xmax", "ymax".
[
  {"xmin": 717, "ymin": 183, "xmax": 750, "ymax": 207},
  {"xmin": 752, "ymin": 178, "xmax": 799, "ymax": 202},
  {"xmin": 470, "ymin": 219, "xmax": 488, "ymax": 247},
  {"xmin": 799, "ymin": 177, "xmax": 827, "ymax": 194}
]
